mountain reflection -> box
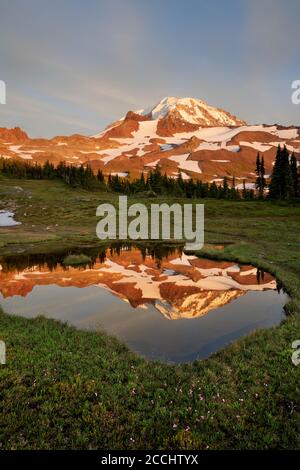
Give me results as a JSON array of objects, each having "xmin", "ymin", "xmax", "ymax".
[{"xmin": 0, "ymin": 244, "xmax": 278, "ymax": 319}]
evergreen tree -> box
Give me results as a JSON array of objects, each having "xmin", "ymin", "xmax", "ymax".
[
  {"xmin": 260, "ymin": 156, "xmax": 266, "ymax": 194},
  {"xmin": 221, "ymin": 176, "xmax": 229, "ymax": 199},
  {"xmin": 242, "ymin": 179, "xmax": 247, "ymax": 200},
  {"xmin": 269, "ymin": 146, "xmax": 293, "ymax": 199},
  {"xmin": 255, "ymin": 153, "xmax": 266, "ymax": 198},
  {"xmin": 280, "ymin": 146, "xmax": 293, "ymax": 199},
  {"xmin": 269, "ymin": 146, "xmax": 282, "ymax": 199},
  {"xmin": 290, "ymin": 153, "xmax": 299, "ymax": 197}
]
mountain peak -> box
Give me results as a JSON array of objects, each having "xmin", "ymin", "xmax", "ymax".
[{"xmin": 140, "ymin": 96, "xmax": 246, "ymax": 127}]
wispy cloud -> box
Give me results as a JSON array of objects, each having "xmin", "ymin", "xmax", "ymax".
[{"xmin": 0, "ymin": 0, "xmax": 299, "ymax": 135}]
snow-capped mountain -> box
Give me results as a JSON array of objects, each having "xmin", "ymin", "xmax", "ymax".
[
  {"xmin": 94, "ymin": 96, "xmax": 245, "ymax": 138},
  {"xmin": 0, "ymin": 96, "xmax": 299, "ymax": 184},
  {"xmin": 141, "ymin": 96, "xmax": 246, "ymax": 126}
]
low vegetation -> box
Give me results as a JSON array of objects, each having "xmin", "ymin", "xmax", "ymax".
[{"xmin": 0, "ymin": 175, "xmax": 299, "ymax": 449}]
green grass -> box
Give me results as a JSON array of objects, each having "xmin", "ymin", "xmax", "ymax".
[{"xmin": 0, "ymin": 176, "xmax": 300, "ymax": 449}]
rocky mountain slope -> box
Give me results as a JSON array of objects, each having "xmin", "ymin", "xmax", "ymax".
[{"xmin": 1, "ymin": 97, "xmax": 299, "ymax": 185}]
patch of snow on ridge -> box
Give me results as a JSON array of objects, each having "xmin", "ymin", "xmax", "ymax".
[
  {"xmin": 148, "ymin": 97, "xmax": 183, "ymax": 120},
  {"xmin": 196, "ymin": 142, "xmax": 221, "ymax": 151},
  {"xmin": 169, "ymin": 153, "xmax": 201, "ymax": 173},
  {"xmin": 133, "ymin": 120, "xmax": 159, "ymax": 139},
  {"xmin": 178, "ymin": 107, "xmax": 204, "ymax": 124},
  {"xmin": 240, "ymin": 141, "xmax": 273, "ymax": 152},
  {"xmin": 146, "ymin": 159, "xmax": 160, "ymax": 168},
  {"xmin": 7, "ymin": 145, "xmax": 46, "ymax": 160},
  {"xmin": 276, "ymin": 128, "xmax": 298, "ymax": 139},
  {"xmin": 0, "ymin": 210, "xmax": 21, "ymax": 227},
  {"xmin": 227, "ymin": 145, "xmax": 240, "ymax": 152}
]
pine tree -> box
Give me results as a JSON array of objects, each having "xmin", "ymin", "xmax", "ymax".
[
  {"xmin": 222, "ymin": 176, "xmax": 229, "ymax": 198},
  {"xmin": 260, "ymin": 156, "xmax": 266, "ymax": 194},
  {"xmin": 255, "ymin": 153, "xmax": 260, "ymax": 188},
  {"xmin": 269, "ymin": 145, "xmax": 293, "ymax": 199},
  {"xmin": 280, "ymin": 145, "xmax": 293, "ymax": 199},
  {"xmin": 269, "ymin": 146, "xmax": 282, "ymax": 199},
  {"xmin": 290, "ymin": 153, "xmax": 299, "ymax": 197},
  {"xmin": 242, "ymin": 179, "xmax": 247, "ymax": 199},
  {"xmin": 255, "ymin": 153, "xmax": 266, "ymax": 198}
]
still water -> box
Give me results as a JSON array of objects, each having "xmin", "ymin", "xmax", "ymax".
[{"xmin": 0, "ymin": 244, "xmax": 288, "ymax": 363}]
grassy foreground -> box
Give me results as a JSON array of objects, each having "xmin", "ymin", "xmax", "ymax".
[{"xmin": 0, "ymin": 176, "xmax": 300, "ymax": 449}]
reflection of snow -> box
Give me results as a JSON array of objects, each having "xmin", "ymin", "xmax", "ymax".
[
  {"xmin": 111, "ymin": 172, "xmax": 128, "ymax": 177},
  {"xmin": 0, "ymin": 250, "xmax": 277, "ymax": 320}
]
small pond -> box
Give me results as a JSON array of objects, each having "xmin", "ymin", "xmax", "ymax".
[{"xmin": 0, "ymin": 244, "xmax": 288, "ymax": 363}]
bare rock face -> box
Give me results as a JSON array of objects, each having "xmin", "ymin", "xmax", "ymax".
[
  {"xmin": 103, "ymin": 119, "xmax": 139, "ymax": 139},
  {"xmin": 0, "ymin": 126, "xmax": 28, "ymax": 142},
  {"xmin": 124, "ymin": 110, "xmax": 151, "ymax": 122},
  {"xmin": 157, "ymin": 109, "xmax": 200, "ymax": 136}
]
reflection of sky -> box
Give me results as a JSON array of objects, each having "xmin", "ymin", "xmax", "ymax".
[{"xmin": 0, "ymin": 285, "xmax": 288, "ymax": 363}]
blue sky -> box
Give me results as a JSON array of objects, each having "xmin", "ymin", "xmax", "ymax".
[{"xmin": 0, "ymin": 0, "xmax": 299, "ymax": 137}]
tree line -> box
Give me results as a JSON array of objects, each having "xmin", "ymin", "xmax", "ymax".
[
  {"xmin": 0, "ymin": 158, "xmax": 254, "ymax": 200},
  {"xmin": 268, "ymin": 145, "xmax": 299, "ymax": 199},
  {"xmin": 0, "ymin": 144, "xmax": 299, "ymax": 200}
]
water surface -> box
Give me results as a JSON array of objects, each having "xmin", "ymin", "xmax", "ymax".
[{"xmin": 0, "ymin": 244, "xmax": 287, "ymax": 363}]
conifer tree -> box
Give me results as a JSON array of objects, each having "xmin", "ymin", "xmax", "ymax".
[
  {"xmin": 290, "ymin": 153, "xmax": 298, "ymax": 197},
  {"xmin": 269, "ymin": 145, "xmax": 293, "ymax": 199},
  {"xmin": 269, "ymin": 146, "xmax": 282, "ymax": 199},
  {"xmin": 255, "ymin": 153, "xmax": 266, "ymax": 198}
]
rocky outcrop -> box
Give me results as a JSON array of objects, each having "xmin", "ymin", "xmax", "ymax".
[
  {"xmin": 0, "ymin": 126, "xmax": 28, "ymax": 142},
  {"xmin": 157, "ymin": 109, "xmax": 200, "ymax": 137}
]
